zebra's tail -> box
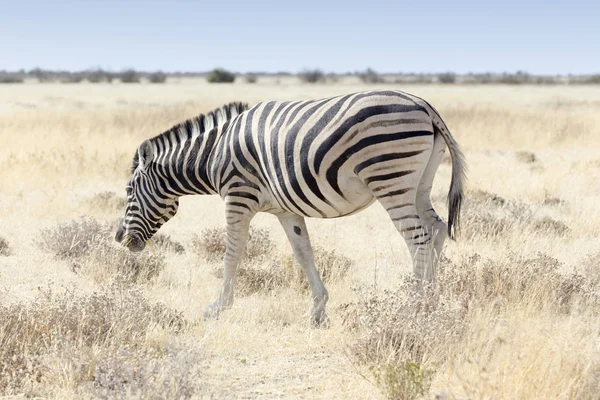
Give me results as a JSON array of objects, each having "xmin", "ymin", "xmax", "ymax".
[{"xmin": 431, "ymin": 112, "xmax": 467, "ymax": 240}]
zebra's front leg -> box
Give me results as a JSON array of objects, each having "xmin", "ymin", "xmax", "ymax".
[
  {"xmin": 204, "ymin": 206, "xmax": 254, "ymax": 320},
  {"xmin": 278, "ymin": 213, "xmax": 329, "ymax": 327}
]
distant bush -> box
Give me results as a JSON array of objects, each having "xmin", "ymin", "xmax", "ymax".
[
  {"xmin": 148, "ymin": 71, "xmax": 167, "ymax": 83},
  {"xmin": 245, "ymin": 73, "xmax": 258, "ymax": 83},
  {"xmin": 583, "ymin": 75, "xmax": 600, "ymax": 84},
  {"xmin": 299, "ymin": 69, "xmax": 326, "ymax": 83},
  {"xmin": 29, "ymin": 67, "xmax": 50, "ymax": 82},
  {"xmin": 206, "ymin": 68, "xmax": 236, "ymax": 83},
  {"xmin": 85, "ymin": 69, "xmax": 113, "ymax": 83},
  {"xmin": 118, "ymin": 69, "xmax": 140, "ymax": 83},
  {"xmin": 0, "ymin": 72, "xmax": 24, "ymax": 83},
  {"xmin": 438, "ymin": 72, "xmax": 456, "ymax": 84},
  {"xmin": 60, "ymin": 73, "xmax": 83, "ymax": 84},
  {"xmin": 358, "ymin": 68, "xmax": 384, "ymax": 84}
]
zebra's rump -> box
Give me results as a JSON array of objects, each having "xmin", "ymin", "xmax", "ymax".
[{"xmin": 227, "ymin": 90, "xmax": 437, "ymax": 218}]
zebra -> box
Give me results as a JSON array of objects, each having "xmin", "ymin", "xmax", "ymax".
[{"xmin": 115, "ymin": 89, "xmax": 466, "ymax": 326}]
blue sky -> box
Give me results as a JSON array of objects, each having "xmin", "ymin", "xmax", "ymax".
[{"xmin": 1, "ymin": 0, "xmax": 598, "ymax": 74}]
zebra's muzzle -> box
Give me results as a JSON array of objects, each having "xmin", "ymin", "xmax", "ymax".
[{"xmin": 120, "ymin": 234, "xmax": 146, "ymax": 253}]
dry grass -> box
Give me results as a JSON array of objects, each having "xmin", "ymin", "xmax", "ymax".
[{"xmin": 1, "ymin": 82, "xmax": 599, "ymax": 398}]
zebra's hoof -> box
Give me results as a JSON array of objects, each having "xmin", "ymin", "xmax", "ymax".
[
  {"xmin": 203, "ymin": 302, "xmax": 221, "ymax": 321},
  {"xmin": 310, "ymin": 311, "xmax": 330, "ymax": 329}
]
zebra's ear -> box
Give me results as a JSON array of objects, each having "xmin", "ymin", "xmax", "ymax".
[{"xmin": 138, "ymin": 140, "xmax": 154, "ymax": 170}]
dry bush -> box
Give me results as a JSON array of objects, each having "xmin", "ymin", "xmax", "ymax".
[
  {"xmin": 211, "ymin": 246, "xmax": 352, "ymax": 296},
  {"xmin": 0, "ymin": 236, "xmax": 11, "ymax": 256},
  {"xmin": 282, "ymin": 247, "xmax": 353, "ymax": 290},
  {"xmin": 191, "ymin": 226, "xmax": 274, "ymax": 262},
  {"xmin": 467, "ymin": 188, "xmax": 506, "ymax": 207},
  {"xmin": 515, "ymin": 151, "xmax": 537, "ymax": 163},
  {"xmin": 343, "ymin": 251, "xmax": 598, "ymax": 399},
  {"xmin": 460, "ymin": 189, "xmax": 569, "ymax": 240},
  {"xmin": 531, "ymin": 216, "xmax": 570, "ymax": 235},
  {"xmin": 88, "ymin": 191, "xmax": 126, "ymax": 212},
  {"xmin": 436, "ymin": 252, "xmax": 595, "ymax": 314},
  {"xmin": 152, "ymin": 233, "xmax": 185, "ymax": 254},
  {"xmin": 37, "ymin": 217, "xmax": 166, "ymax": 283},
  {"xmin": 342, "ymin": 286, "xmax": 463, "ymax": 400},
  {"xmin": 37, "ymin": 217, "xmax": 108, "ymax": 259},
  {"xmin": 0, "ymin": 284, "xmax": 186, "ymax": 397},
  {"xmin": 542, "ymin": 195, "xmax": 564, "ymax": 206}
]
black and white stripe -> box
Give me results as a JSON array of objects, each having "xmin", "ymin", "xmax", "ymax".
[{"xmin": 116, "ymin": 89, "xmax": 466, "ymax": 324}]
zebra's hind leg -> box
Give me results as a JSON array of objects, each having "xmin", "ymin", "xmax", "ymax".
[
  {"xmin": 367, "ymin": 181, "xmax": 434, "ymax": 289},
  {"xmin": 415, "ymin": 132, "xmax": 450, "ymax": 286},
  {"xmin": 204, "ymin": 202, "xmax": 255, "ymax": 320},
  {"xmin": 278, "ymin": 213, "xmax": 329, "ymax": 327}
]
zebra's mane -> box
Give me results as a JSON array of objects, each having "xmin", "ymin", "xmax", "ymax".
[{"xmin": 131, "ymin": 102, "xmax": 249, "ymax": 173}]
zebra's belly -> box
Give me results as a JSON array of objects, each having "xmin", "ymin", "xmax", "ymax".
[
  {"xmin": 325, "ymin": 175, "xmax": 376, "ymax": 218},
  {"xmin": 262, "ymin": 174, "xmax": 375, "ymax": 219}
]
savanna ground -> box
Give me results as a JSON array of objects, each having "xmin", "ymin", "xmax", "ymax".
[{"xmin": 1, "ymin": 80, "xmax": 599, "ymax": 399}]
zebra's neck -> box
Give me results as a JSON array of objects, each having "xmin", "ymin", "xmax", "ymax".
[{"xmin": 144, "ymin": 102, "xmax": 249, "ymax": 197}]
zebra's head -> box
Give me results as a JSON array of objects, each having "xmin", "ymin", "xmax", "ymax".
[{"xmin": 115, "ymin": 139, "xmax": 180, "ymax": 252}]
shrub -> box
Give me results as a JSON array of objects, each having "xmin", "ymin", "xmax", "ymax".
[
  {"xmin": 281, "ymin": 247, "xmax": 353, "ymax": 290},
  {"xmin": 299, "ymin": 69, "xmax": 325, "ymax": 83},
  {"xmin": 206, "ymin": 68, "xmax": 236, "ymax": 83},
  {"xmin": 152, "ymin": 233, "xmax": 185, "ymax": 254},
  {"xmin": 29, "ymin": 67, "xmax": 50, "ymax": 82},
  {"xmin": 438, "ymin": 72, "xmax": 456, "ymax": 84},
  {"xmin": 370, "ymin": 361, "xmax": 434, "ymax": 400},
  {"xmin": 0, "ymin": 236, "xmax": 11, "ymax": 256},
  {"xmin": 358, "ymin": 68, "xmax": 384, "ymax": 84},
  {"xmin": 60, "ymin": 73, "xmax": 83, "ymax": 84},
  {"xmin": 85, "ymin": 68, "xmax": 113, "ymax": 83},
  {"xmin": 37, "ymin": 217, "xmax": 166, "ymax": 283},
  {"xmin": 37, "ymin": 217, "xmax": 108, "ymax": 259},
  {"xmin": 118, "ymin": 69, "xmax": 140, "ymax": 83},
  {"xmin": 88, "ymin": 191, "xmax": 126, "ymax": 212},
  {"xmin": 191, "ymin": 225, "xmax": 273, "ymax": 262},
  {"xmin": 0, "ymin": 72, "xmax": 24, "ymax": 83},
  {"xmin": 0, "ymin": 284, "xmax": 186, "ymax": 396},
  {"xmin": 583, "ymin": 75, "xmax": 600, "ymax": 84},
  {"xmin": 199, "ymin": 226, "xmax": 352, "ymax": 296},
  {"xmin": 245, "ymin": 73, "xmax": 258, "ymax": 83},
  {"xmin": 148, "ymin": 71, "xmax": 167, "ymax": 83}
]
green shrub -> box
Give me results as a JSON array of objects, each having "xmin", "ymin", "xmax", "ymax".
[
  {"xmin": 206, "ymin": 68, "xmax": 236, "ymax": 83},
  {"xmin": 370, "ymin": 361, "xmax": 434, "ymax": 400}
]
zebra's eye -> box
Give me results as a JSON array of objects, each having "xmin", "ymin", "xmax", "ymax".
[{"xmin": 126, "ymin": 186, "xmax": 133, "ymax": 196}]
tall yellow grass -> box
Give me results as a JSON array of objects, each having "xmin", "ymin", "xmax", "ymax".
[{"xmin": 0, "ymin": 81, "xmax": 599, "ymax": 398}]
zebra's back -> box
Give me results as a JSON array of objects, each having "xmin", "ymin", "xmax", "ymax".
[{"xmin": 216, "ymin": 90, "xmax": 438, "ymax": 218}]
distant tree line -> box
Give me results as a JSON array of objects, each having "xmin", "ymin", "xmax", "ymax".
[{"xmin": 1, "ymin": 67, "xmax": 599, "ymax": 85}]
